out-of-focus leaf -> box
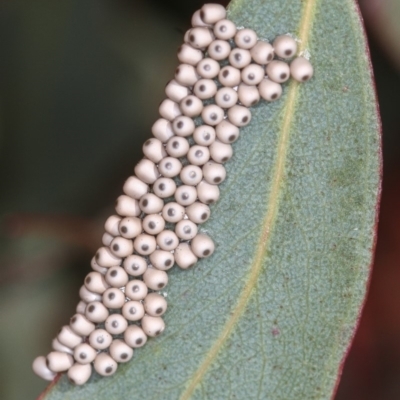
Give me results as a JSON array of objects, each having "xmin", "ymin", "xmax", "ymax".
[
  {"xmin": 360, "ymin": 0, "xmax": 400, "ymax": 71},
  {"xmin": 0, "ymin": 0, "xmax": 180, "ymax": 215}
]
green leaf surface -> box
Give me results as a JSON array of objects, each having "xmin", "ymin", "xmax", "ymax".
[{"xmin": 42, "ymin": 0, "xmax": 381, "ymax": 399}]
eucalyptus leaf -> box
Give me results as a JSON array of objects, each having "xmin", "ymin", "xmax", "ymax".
[{"xmin": 42, "ymin": 0, "xmax": 381, "ymax": 398}]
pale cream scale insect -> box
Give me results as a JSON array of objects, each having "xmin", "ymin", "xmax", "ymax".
[
  {"xmin": 109, "ymin": 340, "xmax": 134, "ymax": 363},
  {"xmin": 105, "ymin": 266, "xmax": 129, "ymax": 288},
  {"xmin": 52, "ymin": 338, "xmax": 74, "ymax": 355},
  {"xmin": 202, "ymin": 104, "xmax": 225, "ymax": 126},
  {"xmin": 105, "ymin": 314, "xmax": 128, "ymax": 335},
  {"xmin": 102, "ymin": 287, "xmax": 125, "ymax": 309},
  {"xmin": 33, "ymin": 3, "xmax": 314, "ymax": 385}
]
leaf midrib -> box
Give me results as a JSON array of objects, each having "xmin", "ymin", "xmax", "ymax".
[{"xmin": 179, "ymin": 1, "xmax": 318, "ymax": 398}]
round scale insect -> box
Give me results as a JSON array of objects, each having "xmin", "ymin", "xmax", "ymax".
[
  {"xmin": 33, "ymin": 7, "xmax": 315, "ymax": 385},
  {"xmin": 175, "ymin": 185, "xmax": 198, "ymax": 206},
  {"xmin": 200, "ymin": 3, "xmax": 226, "ymax": 24},
  {"xmin": 90, "ymin": 256, "xmax": 108, "ymax": 275},
  {"xmin": 180, "ymin": 164, "xmax": 203, "ymax": 186},
  {"xmin": 46, "ymin": 351, "xmax": 74, "ymax": 373},
  {"xmin": 158, "ymin": 156, "xmax": 182, "ymax": 178},
  {"xmin": 57, "ymin": 326, "xmax": 83, "ymax": 349},
  {"xmin": 185, "ymin": 202, "xmax": 211, "ymax": 224},
  {"xmin": 143, "ymin": 293, "xmax": 168, "ymax": 317},
  {"xmin": 202, "ymin": 161, "xmax": 227, "ymax": 184},
  {"xmin": 134, "ymin": 159, "xmax": 160, "ymax": 185},
  {"xmin": 187, "ymin": 145, "xmax": 211, "ymax": 166},
  {"xmin": 196, "ymin": 58, "xmax": 220, "ymax": 79},
  {"xmin": 89, "ymin": 329, "xmax": 113, "ymax": 350},
  {"xmin": 124, "ymin": 325, "xmax": 148, "ymax": 348},
  {"xmin": 69, "ymin": 314, "xmax": 95, "ymax": 336},
  {"xmin": 143, "ymin": 268, "xmax": 169, "ymax": 290},
  {"xmin": 237, "ymin": 83, "xmax": 261, "ymax": 107},
  {"xmin": 85, "ymin": 301, "xmax": 109, "ymax": 323},
  {"xmin": 162, "ymin": 202, "xmax": 185, "ymax": 223},
  {"xmin": 174, "ymin": 242, "xmax": 198, "ymax": 269},
  {"xmin": 290, "ymin": 56, "xmax": 314, "ymax": 82},
  {"xmin": 95, "ymin": 247, "xmax": 122, "ymax": 267},
  {"xmin": 68, "ymin": 363, "xmax": 92, "ymax": 386},
  {"xmin": 218, "ymin": 66, "xmax": 241, "ymax": 87},
  {"xmin": 123, "ymin": 254, "xmax": 148, "ymax": 276},
  {"xmin": 266, "ymin": 60, "xmax": 291, "ymax": 83},
  {"xmin": 156, "ymin": 230, "xmax": 180, "ymax": 251},
  {"xmin": 187, "ymin": 27, "xmax": 215, "ymax": 49},
  {"xmin": 109, "ymin": 340, "xmax": 134, "ymax": 363},
  {"xmin": 273, "ymin": 34, "xmax": 297, "ymax": 59},
  {"xmin": 79, "ymin": 285, "xmax": 101, "ymax": 303},
  {"xmin": 172, "ymin": 115, "xmax": 196, "ymax": 137},
  {"xmin": 142, "ymin": 138, "xmax": 167, "ymax": 163},
  {"xmin": 102, "ymin": 287, "xmax": 126, "ymax": 309},
  {"xmin": 258, "ymin": 78, "xmax": 283, "ymax": 101},
  {"xmin": 215, "ymin": 120, "xmax": 240, "ymax": 144},
  {"xmin": 52, "ymin": 338, "xmax": 73, "ymax": 355},
  {"xmin": 133, "ymin": 233, "xmax": 157, "ymax": 255},
  {"xmin": 122, "ymin": 300, "xmax": 145, "ymax": 322},
  {"xmin": 118, "ymin": 216, "xmax": 142, "ymax": 239},
  {"xmin": 193, "ymin": 125, "xmax": 216, "ymax": 146},
  {"xmin": 215, "ymin": 87, "xmax": 238, "ymax": 109},
  {"xmin": 102, "ymin": 232, "xmax": 114, "ymax": 246},
  {"xmin": 175, "ymin": 64, "xmax": 200, "ymax": 86},
  {"xmin": 177, "ymin": 43, "xmax": 204, "ymax": 66},
  {"xmin": 149, "ymin": 249, "xmax": 175, "ymax": 271},
  {"xmin": 191, "ymin": 233, "xmax": 215, "ymax": 258},
  {"xmin": 175, "ymin": 219, "xmax": 198, "ymax": 240},
  {"xmin": 191, "ymin": 9, "xmax": 212, "ymax": 28},
  {"xmin": 180, "ymin": 95, "xmax": 204, "ymax": 118},
  {"xmin": 32, "ymin": 356, "xmax": 56, "ymax": 381},
  {"xmin": 76, "ymin": 300, "xmax": 87, "ymax": 315},
  {"xmin": 110, "ymin": 236, "xmax": 134, "ymax": 258},
  {"xmin": 125, "ymin": 280, "xmax": 148, "ymax": 301},
  {"xmin": 207, "ymin": 39, "xmax": 231, "ymax": 61},
  {"xmin": 250, "ymin": 41, "xmax": 274, "ymax": 64},
  {"xmin": 213, "ymin": 19, "xmax": 237, "ymax": 40},
  {"xmin": 115, "ymin": 195, "xmax": 141, "ymax": 218},
  {"xmin": 94, "ymin": 353, "xmax": 118, "ymax": 377},
  {"xmin": 141, "ymin": 315, "xmax": 165, "ymax": 337},
  {"xmin": 74, "ymin": 343, "xmax": 97, "ymax": 364},
  {"xmin": 165, "ymin": 136, "xmax": 190, "ymax": 158},
  {"xmin": 165, "ymin": 79, "xmax": 191, "ymax": 102},
  {"xmin": 142, "ymin": 214, "xmax": 166, "ymax": 235},
  {"xmin": 229, "ymin": 48, "xmax": 252, "ymax": 69},
  {"xmin": 139, "ymin": 193, "xmax": 164, "ymax": 214},
  {"xmin": 105, "ymin": 266, "xmax": 129, "ymax": 288},
  {"xmin": 159, "ymin": 98, "xmax": 182, "ymax": 121},
  {"xmin": 84, "ymin": 271, "xmax": 110, "ymax": 294},
  {"xmin": 105, "ymin": 314, "xmax": 128, "ymax": 335},
  {"xmin": 201, "ymin": 104, "xmax": 225, "ymax": 126},
  {"xmin": 193, "ymin": 79, "xmax": 218, "ymax": 100},
  {"xmin": 241, "ymin": 63, "xmax": 265, "ymax": 85},
  {"xmin": 209, "ymin": 140, "xmax": 233, "ymax": 164},
  {"xmin": 197, "ymin": 180, "xmax": 220, "ymax": 204},
  {"xmin": 234, "ymin": 28, "xmax": 258, "ymax": 49},
  {"xmin": 151, "ymin": 118, "xmax": 174, "ymax": 142},
  {"xmin": 104, "ymin": 215, "xmax": 122, "ymax": 236},
  {"xmin": 227, "ymin": 105, "xmax": 252, "ymax": 127}
]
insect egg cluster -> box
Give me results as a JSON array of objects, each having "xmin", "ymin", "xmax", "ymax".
[{"xmin": 32, "ymin": 2, "xmax": 313, "ymax": 385}]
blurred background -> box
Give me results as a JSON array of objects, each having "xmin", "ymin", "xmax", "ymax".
[{"xmin": 0, "ymin": 0, "xmax": 397, "ymax": 399}]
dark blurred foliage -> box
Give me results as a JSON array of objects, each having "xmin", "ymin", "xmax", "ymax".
[
  {"xmin": 335, "ymin": 1, "xmax": 400, "ymax": 398},
  {"xmin": 0, "ymin": 0, "xmax": 398, "ymax": 399}
]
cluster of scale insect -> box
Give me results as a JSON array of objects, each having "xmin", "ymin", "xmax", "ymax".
[{"xmin": 32, "ymin": 3, "xmax": 313, "ymax": 386}]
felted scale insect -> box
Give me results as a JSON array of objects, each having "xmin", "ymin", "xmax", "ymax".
[{"xmin": 32, "ymin": 3, "xmax": 313, "ymax": 386}]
